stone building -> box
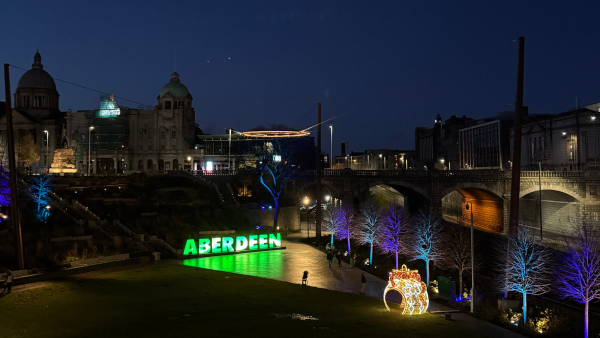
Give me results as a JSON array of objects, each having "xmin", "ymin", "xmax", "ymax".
[
  {"xmin": 0, "ymin": 51, "xmax": 63, "ymax": 169},
  {"xmin": 66, "ymin": 72, "xmax": 202, "ymax": 174},
  {"xmin": 415, "ymin": 114, "xmax": 474, "ymax": 170}
]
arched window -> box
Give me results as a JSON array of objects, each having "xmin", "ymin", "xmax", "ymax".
[
  {"xmin": 160, "ymin": 127, "xmax": 167, "ymax": 139},
  {"xmin": 138, "ymin": 159, "xmax": 143, "ymax": 170},
  {"xmin": 147, "ymin": 159, "xmax": 154, "ymax": 170},
  {"xmin": 171, "ymin": 126, "xmax": 177, "ymax": 138}
]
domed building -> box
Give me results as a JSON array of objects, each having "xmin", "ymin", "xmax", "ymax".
[
  {"xmin": 0, "ymin": 51, "xmax": 65, "ymax": 171},
  {"xmin": 66, "ymin": 72, "xmax": 201, "ymax": 174}
]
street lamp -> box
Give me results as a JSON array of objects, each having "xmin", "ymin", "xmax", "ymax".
[
  {"xmin": 592, "ymin": 115, "xmax": 597, "ymax": 167},
  {"xmin": 329, "ymin": 125, "xmax": 333, "ymax": 168},
  {"xmin": 303, "ymin": 197, "xmax": 309, "ymax": 238},
  {"xmin": 43, "ymin": 130, "xmax": 48, "ymax": 171},
  {"xmin": 465, "ymin": 201, "xmax": 475, "ymax": 313},
  {"xmin": 88, "ymin": 126, "xmax": 94, "ymax": 175}
]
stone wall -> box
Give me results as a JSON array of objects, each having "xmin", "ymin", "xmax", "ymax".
[{"xmin": 244, "ymin": 206, "xmax": 300, "ymax": 230}]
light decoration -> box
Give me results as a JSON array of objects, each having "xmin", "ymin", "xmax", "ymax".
[
  {"xmin": 97, "ymin": 94, "xmax": 121, "ymax": 117},
  {"xmin": 183, "ymin": 233, "xmax": 282, "ymax": 255},
  {"xmin": 238, "ymin": 130, "xmax": 310, "ymax": 138},
  {"xmin": 206, "ymin": 161, "xmax": 214, "ymax": 172},
  {"xmin": 383, "ymin": 265, "xmax": 429, "ymax": 315}
]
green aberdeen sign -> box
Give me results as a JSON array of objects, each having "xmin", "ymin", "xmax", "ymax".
[{"xmin": 183, "ymin": 233, "xmax": 282, "ymax": 255}]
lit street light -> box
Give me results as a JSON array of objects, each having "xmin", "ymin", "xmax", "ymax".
[
  {"xmin": 303, "ymin": 197, "xmax": 309, "ymax": 238},
  {"xmin": 465, "ymin": 201, "xmax": 475, "ymax": 313},
  {"xmin": 329, "ymin": 125, "xmax": 333, "ymax": 169},
  {"xmin": 88, "ymin": 126, "xmax": 94, "ymax": 175},
  {"xmin": 592, "ymin": 115, "xmax": 597, "ymax": 167}
]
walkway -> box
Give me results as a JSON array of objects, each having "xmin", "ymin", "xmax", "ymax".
[{"xmin": 181, "ymin": 230, "xmax": 524, "ymax": 338}]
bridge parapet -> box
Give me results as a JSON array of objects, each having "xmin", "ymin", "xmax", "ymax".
[{"xmin": 520, "ymin": 171, "xmax": 584, "ymax": 178}]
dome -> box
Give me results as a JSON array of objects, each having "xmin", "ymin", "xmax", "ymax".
[
  {"xmin": 159, "ymin": 72, "xmax": 189, "ymax": 98},
  {"xmin": 17, "ymin": 68, "xmax": 56, "ymax": 90},
  {"xmin": 17, "ymin": 51, "xmax": 56, "ymax": 90}
]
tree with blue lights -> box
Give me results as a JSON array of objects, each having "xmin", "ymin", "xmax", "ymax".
[
  {"xmin": 378, "ymin": 203, "xmax": 407, "ymax": 269},
  {"xmin": 323, "ymin": 202, "xmax": 342, "ymax": 249},
  {"xmin": 557, "ymin": 221, "xmax": 600, "ymax": 338},
  {"xmin": 0, "ymin": 167, "xmax": 10, "ymax": 208},
  {"xmin": 27, "ymin": 175, "xmax": 53, "ymax": 222},
  {"xmin": 407, "ymin": 209, "xmax": 443, "ymax": 286},
  {"xmin": 335, "ymin": 202, "xmax": 357, "ymax": 254},
  {"xmin": 503, "ymin": 227, "xmax": 552, "ymax": 324},
  {"xmin": 255, "ymin": 140, "xmax": 300, "ymax": 230},
  {"xmin": 357, "ymin": 198, "xmax": 383, "ymax": 266}
]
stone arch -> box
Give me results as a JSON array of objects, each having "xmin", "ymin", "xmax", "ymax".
[
  {"xmin": 439, "ymin": 182, "xmax": 504, "ymax": 202},
  {"xmin": 368, "ymin": 180, "xmax": 430, "ymax": 213},
  {"xmin": 519, "ymin": 185, "xmax": 584, "ymax": 201},
  {"xmin": 519, "ymin": 189, "xmax": 581, "ymax": 234},
  {"xmin": 441, "ymin": 187, "xmax": 504, "ymax": 234}
]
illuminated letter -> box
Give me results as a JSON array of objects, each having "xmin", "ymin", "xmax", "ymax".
[
  {"xmin": 183, "ymin": 239, "xmax": 197, "ymax": 255},
  {"xmin": 222, "ymin": 237, "xmax": 234, "ymax": 252},
  {"xmin": 212, "ymin": 237, "xmax": 222, "ymax": 253},
  {"xmin": 259, "ymin": 234, "xmax": 268, "ymax": 249},
  {"xmin": 236, "ymin": 236, "xmax": 248, "ymax": 251},
  {"xmin": 198, "ymin": 238, "xmax": 211, "ymax": 254},
  {"xmin": 249, "ymin": 235, "xmax": 258, "ymax": 250},
  {"xmin": 269, "ymin": 233, "xmax": 281, "ymax": 248}
]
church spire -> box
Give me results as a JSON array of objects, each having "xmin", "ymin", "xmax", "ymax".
[{"xmin": 33, "ymin": 50, "xmax": 43, "ymax": 69}]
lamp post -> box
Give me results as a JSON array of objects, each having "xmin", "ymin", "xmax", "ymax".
[
  {"xmin": 440, "ymin": 158, "xmax": 445, "ymax": 170},
  {"xmin": 329, "ymin": 125, "xmax": 333, "ymax": 168},
  {"xmin": 592, "ymin": 115, "xmax": 597, "ymax": 167},
  {"xmin": 304, "ymin": 197, "xmax": 309, "ymax": 238},
  {"xmin": 43, "ymin": 130, "xmax": 48, "ymax": 171},
  {"xmin": 88, "ymin": 126, "xmax": 94, "ymax": 175},
  {"xmin": 465, "ymin": 201, "xmax": 475, "ymax": 313}
]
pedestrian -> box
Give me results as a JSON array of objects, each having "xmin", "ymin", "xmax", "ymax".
[
  {"xmin": 360, "ymin": 272, "xmax": 367, "ymax": 295},
  {"xmin": 336, "ymin": 252, "xmax": 342, "ymax": 267},
  {"xmin": 2, "ymin": 269, "xmax": 13, "ymax": 294},
  {"xmin": 327, "ymin": 252, "xmax": 333, "ymax": 267}
]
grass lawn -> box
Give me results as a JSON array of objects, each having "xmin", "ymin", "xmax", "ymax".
[{"xmin": 0, "ymin": 263, "xmax": 485, "ymax": 338}]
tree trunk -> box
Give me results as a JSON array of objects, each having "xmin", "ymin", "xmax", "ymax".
[
  {"xmin": 425, "ymin": 259, "xmax": 430, "ymax": 286},
  {"xmin": 330, "ymin": 234, "xmax": 334, "ymax": 248},
  {"xmin": 369, "ymin": 242, "xmax": 373, "ymax": 265},
  {"xmin": 585, "ymin": 301, "xmax": 589, "ymax": 338},
  {"xmin": 347, "ymin": 234, "xmax": 351, "ymax": 254},
  {"xmin": 273, "ymin": 197, "xmax": 280, "ymax": 229},
  {"xmin": 395, "ymin": 251, "xmax": 398, "ymax": 269},
  {"xmin": 523, "ymin": 292, "xmax": 527, "ymax": 324},
  {"xmin": 458, "ymin": 269, "xmax": 463, "ymax": 300}
]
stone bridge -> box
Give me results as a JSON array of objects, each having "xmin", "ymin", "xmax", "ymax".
[{"xmin": 295, "ymin": 169, "xmax": 598, "ymax": 235}]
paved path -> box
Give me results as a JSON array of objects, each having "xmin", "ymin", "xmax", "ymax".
[{"xmin": 182, "ymin": 230, "xmax": 524, "ymax": 338}]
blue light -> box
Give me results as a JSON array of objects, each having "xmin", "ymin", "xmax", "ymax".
[
  {"xmin": 261, "ymin": 206, "xmax": 265, "ymax": 210},
  {"xmin": 268, "ymin": 206, "xmax": 272, "ymax": 209}
]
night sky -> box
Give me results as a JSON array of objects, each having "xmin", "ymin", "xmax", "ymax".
[{"xmin": 1, "ymin": 1, "xmax": 599, "ymax": 155}]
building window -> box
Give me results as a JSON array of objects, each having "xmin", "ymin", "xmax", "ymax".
[
  {"xmin": 147, "ymin": 159, "xmax": 154, "ymax": 170},
  {"xmin": 591, "ymin": 185, "xmax": 598, "ymax": 195},
  {"xmin": 165, "ymin": 101, "xmax": 171, "ymax": 109},
  {"xmin": 160, "ymin": 127, "xmax": 166, "ymax": 139},
  {"xmin": 171, "ymin": 126, "xmax": 177, "ymax": 138}
]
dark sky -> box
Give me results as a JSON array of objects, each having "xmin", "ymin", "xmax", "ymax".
[{"xmin": 2, "ymin": 1, "xmax": 600, "ymax": 155}]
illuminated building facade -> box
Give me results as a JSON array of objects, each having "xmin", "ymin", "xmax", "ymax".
[{"xmin": 415, "ymin": 114, "xmax": 474, "ymax": 170}]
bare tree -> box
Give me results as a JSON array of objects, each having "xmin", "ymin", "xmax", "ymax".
[
  {"xmin": 27, "ymin": 175, "xmax": 53, "ymax": 221},
  {"xmin": 357, "ymin": 198, "xmax": 383, "ymax": 265},
  {"xmin": 557, "ymin": 221, "xmax": 600, "ymax": 338},
  {"xmin": 438, "ymin": 221, "xmax": 473, "ymax": 299},
  {"xmin": 378, "ymin": 203, "xmax": 408, "ymax": 269},
  {"xmin": 407, "ymin": 209, "xmax": 443, "ymax": 286},
  {"xmin": 335, "ymin": 202, "xmax": 357, "ymax": 254},
  {"xmin": 323, "ymin": 202, "xmax": 342, "ymax": 249},
  {"xmin": 503, "ymin": 227, "xmax": 552, "ymax": 324}
]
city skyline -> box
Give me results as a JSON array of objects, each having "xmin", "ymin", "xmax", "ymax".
[{"xmin": 1, "ymin": 1, "xmax": 600, "ymax": 154}]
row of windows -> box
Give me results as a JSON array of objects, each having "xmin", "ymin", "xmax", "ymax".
[
  {"xmin": 137, "ymin": 159, "xmax": 180, "ymax": 170},
  {"xmin": 137, "ymin": 143, "xmax": 177, "ymax": 151},
  {"xmin": 163, "ymin": 101, "xmax": 185, "ymax": 109},
  {"xmin": 138, "ymin": 126, "xmax": 177, "ymax": 139},
  {"xmin": 19, "ymin": 95, "xmax": 57, "ymax": 108}
]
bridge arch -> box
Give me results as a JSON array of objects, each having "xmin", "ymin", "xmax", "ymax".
[
  {"xmin": 441, "ymin": 187, "xmax": 504, "ymax": 234},
  {"xmin": 519, "ymin": 185, "xmax": 584, "ymax": 201},
  {"xmin": 368, "ymin": 180, "xmax": 430, "ymax": 213},
  {"xmin": 519, "ymin": 189, "xmax": 581, "ymax": 234}
]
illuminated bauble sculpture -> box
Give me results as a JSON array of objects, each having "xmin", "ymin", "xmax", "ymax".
[{"xmin": 383, "ymin": 265, "xmax": 429, "ymax": 315}]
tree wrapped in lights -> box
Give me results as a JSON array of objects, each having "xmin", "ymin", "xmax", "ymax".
[
  {"xmin": 503, "ymin": 227, "xmax": 552, "ymax": 324},
  {"xmin": 27, "ymin": 175, "xmax": 53, "ymax": 222},
  {"xmin": 323, "ymin": 202, "xmax": 342, "ymax": 249},
  {"xmin": 557, "ymin": 221, "xmax": 600, "ymax": 338},
  {"xmin": 406, "ymin": 209, "xmax": 443, "ymax": 286},
  {"xmin": 378, "ymin": 203, "xmax": 407, "ymax": 269},
  {"xmin": 356, "ymin": 198, "xmax": 383, "ymax": 265},
  {"xmin": 335, "ymin": 202, "xmax": 357, "ymax": 254},
  {"xmin": 0, "ymin": 167, "xmax": 10, "ymax": 208},
  {"xmin": 254, "ymin": 139, "xmax": 300, "ymax": 230},
  {"xmin": 438, "ymin": 221, "xmax": 474, "ymax": 300}
]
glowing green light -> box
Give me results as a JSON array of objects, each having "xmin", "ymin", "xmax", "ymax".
[
  {"xmin": 183, "ymin": 233, "xmax": 282, "ymax": 255},
  {"xmin": 249, "ymin": 235, "xmax": 259, "ymax": 250}
]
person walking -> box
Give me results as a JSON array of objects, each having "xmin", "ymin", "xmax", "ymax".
[
  {"xmin": 336, "ymin": 252, "xmax": 342, "ymax": 268},
  {"xmin": 327, "ymin": 252, "xmax": 333, "ymax": 267},
  {"xmin": 2, "ymin": 270, "xmax": 13, "ymax": 294},
  {"xmin": 360, "ymin": 273, "xmax": 367, "ymax": 295}
]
